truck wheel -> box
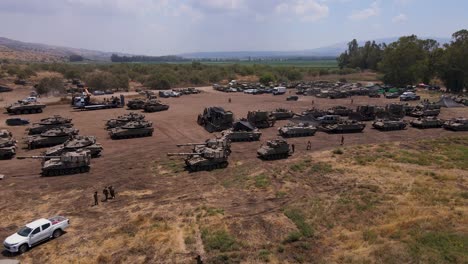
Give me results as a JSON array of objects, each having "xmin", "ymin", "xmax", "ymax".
[
  {"xmin": 19, "ymin": 244, "xmax": 28, "ymax": 254},
  {"xmin": 53, "ymin": 229, "xmax": 63, "ymax": 238}
]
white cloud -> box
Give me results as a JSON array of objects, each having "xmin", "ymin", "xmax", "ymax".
[
  {"xmin": 172, "ymin": 3, "xmax": 204, "ymax": 21},
  {"xmin": 188, "ymin": 0, "xmax": 245, "ymax": 12},
  {"xmin": 275, "ymin": 0, "xmax": 329, "ymax": 22},
  {"xmin": 66, "ymin": 0, "xmax": 170, "ymax": 15},
  {"xmin": 392, "ymin": 13, "xmax": 407, "ymax": 23},
  {"xmin": 348, "ymin": 1, "xmax": 380, "ymax": 20}
]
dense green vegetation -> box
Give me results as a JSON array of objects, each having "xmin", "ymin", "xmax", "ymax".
[{"xmin": 338, "ymin": 29, "xmax": 468, "ymax": 92}]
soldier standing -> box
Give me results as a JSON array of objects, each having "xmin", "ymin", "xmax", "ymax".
[
  {"xmin": 93, "ymin": 191, "xmax": 98, "ymax": 206},
  {"xmin": 291, "ymin": 144, "xmax": 295, "ymax": 153},
  {"xmin": 228, "ymin": 97, "xmax": 231, "ymax": 103},
  {"xmin": 306, "ymin": 141, "xmax": 311, "ymax": 150},
  {"xmin": 103, "ymin": 187, "xmax": 109, "ymax": 201},
  {"xmin": 109, "ymin": 186, "xmax": 115, "ymax": 199},
  {"xmin": 195, "ymin": 255, "xmax": 203, "ymax": 264},
  {"xmin": 351, "ymin": 98, "xmax": 354, "ymax": 104},
  {"xmin": 340, "ymin": 135, "xmax": 344, "ymax": 146}
]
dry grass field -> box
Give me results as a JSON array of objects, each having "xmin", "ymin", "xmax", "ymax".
[{"xmin": 0, "ymin": 85, "xmax": 466, "ymax": 263}]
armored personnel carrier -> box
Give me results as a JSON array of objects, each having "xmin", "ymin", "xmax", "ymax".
[
  {"xmin": 271, "ymin": 108, "xmax": 295, "ymax": 120},
  {"xmin": 5, "ymin": 101, "xmax": 46, "ymax": 115},
  {"xmin": 0, "ymin": 129, "xmax": 17, "ymax": 159},
  {"xmin": 106, "ymin": 112, "xmax": 145, "ymax": 129},
  {"xmin": 17, "ymin": 150, "xmax": 91, "ymax": 176},
  {"xmin": 126, "ymin": 98, "xmax": 146, "ymax": 110},
  {"xmin": 301, "ymin": 108, "xmax": 327, "ymax": 118},
  {"xmin": 26, "ymin": 127, "xmax": 79, "ymax": 149},
  {"xmin": 408, "ymin": 103, "xmax": 441, "ymax": 117},
  {"xmin": 372, "ymin": 119, "xmax": 407, "ymax": 131},
  {"xmin": 410, "ymin": 117, "xmax": 444, "ymax": 129},
  {"xmin": 443, "ymin": 118, "xmax": 468, "ymax": 131},
  {"xmin": 44, "ymin": 136, "xmax": 103, "ymax": 158},
  {"xmin": 327, "ymin": 106, "xmax": 353, "ymax": 116},
  {"xmin": 28, "ymin": 115, "xmax": 73, "ymax": 135},
  {"xmin": 109, "ymin": 120, "xmax": 153, "ymax": 139},
  {"xmin": 144, "ymin": 100, "xmax": 169, "ymax": 112},
  {"xmin": 278, "ymin": 123, "xmax": 317, "ymax": 137},
  {"xmin": 247, "ymin": 111, "xmax": 276, "ymax": 128},
  {"xmin": 197, "ymin": 107, "xmax": 234, "ymax": 132},
  {"xmin": 257, "ymin": 139, "xmax": 291, "ymax": 160},
  {"xmin": 221, "ymin": 121, "xmax": 261, "ymax": 142},
  {"xmin": 321, "ymin": 120, "xmax": 366, "ymax": 133}
]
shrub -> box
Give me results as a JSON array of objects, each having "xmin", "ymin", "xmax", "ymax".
[
  {"xmin": 201, "ymin": 229, "xmax": 238, "ymax": 252},
  {"xmin": 36, "ymin": 77, "xmax": 64, "ymax": 95}
]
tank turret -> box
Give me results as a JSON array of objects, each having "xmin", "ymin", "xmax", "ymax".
[
  {"xmin": 410, "ymin": 117, "xmax": 444, "ymax": 129},
  {"xmin": 0, "ymin": 129, "xmax": 17, "ymax": 159},
  {"xmin": 443, "ymin": 118, "xmax": 468, "ymax": 131},
  {"xmin": 26, "ymin": 127, "xmax": 79, "ymax": 149},
  {"xmin": 106, "ymin": 112, "xmax": 145, "ymax": 129},
  {"xmin": 44, "ymin": 135, "xmax": 103, "ymax": 158},
  {"xmin": 143, "ymin": 99, "xmax": 169, "ymax": 112},
  {"xmin": 109, "ymin": 120, "xmax": 153, "ymax": 139},
  {"xmin": 28, "ymin": 115, "xmax": 73, "ymax": 135},
  {"xmin": 17, "ymin": 150, "xmax": 91, "ymax": 176}
]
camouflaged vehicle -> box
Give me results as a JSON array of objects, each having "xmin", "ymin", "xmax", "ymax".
[
  {"xmin": 109, "ymin": 120, "xmax": 153, "ymax": 139},
  {"xmin": 5, "ymin": 101, "xmax": 46, "ymax": 115},
  {"xmin": 321, "ymin": 120, "xmax": 366, "ymax": 133},
  {"xmin": 408, "ymin": 103, "xmax": 441, "ymax": 117},
  {"xmin": 143, "ymin": 100, "xmax": 169, "ymax": 112},
  {"xmin": 257, "ymin": 139, "xmax": 291, "ymax": 160},
  {"xmin": 26, "ymin": 127, "xmax": 79, "ymax": 149},
  {"xmin": 126, "ymin": 98, "xmax": 146, "ymax": 110},
  {"xmin": 410, "ymin": 117, "xmax": 444, "ymax": 129},
  {"xmin": 197, "ymin": 107, "xmax": 234, "ymax": 132},
  {"xmin": 17, "ymin": 150, "xmax": 91, "ymax": 176},
  {"xmin": 220, "ymin": 121, "xmax": 261, "ymax": 142},
  {"xmin": 372, "ymin": 119, "xmax": 407, "ymax": 131},
  {"xmin": 28, "ymin": 115, "xmax": 73, "ymax": 135},
  {"xmin": 278, "ymin": 123, "xmax": 317, "ymax": 137},
  {"xmin": 106, "ymin": 112, "xmax": 145, "ymax": 129},
  {"xmin": 301, "ymin": 108, "xmax": 327, "ymax": 118},
  {"xmin": 271, "ymin": 108, "xmax": 295, "ymax": 120},
  {"xmin": 247, "ymin": 111, "xmax": 276, "ymax": 128},
  {"xmin": 44, "ymin": 135, "xmax": 103, "ymax": 158},
  {"xmin": 0, "ymin": 129, "xmax": 17, "ymax": 159},
  {"xmin": 443, "ymin": 118, "xmax": 468, "ymax": 131},
  {"xmin": 327, "ymin": 106, "xmax": 353, "ymax": 116}
]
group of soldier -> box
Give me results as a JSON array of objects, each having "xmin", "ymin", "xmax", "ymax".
[{"xmin": 93, "ymin": 186, "xmax": 116, "ymax": 206}]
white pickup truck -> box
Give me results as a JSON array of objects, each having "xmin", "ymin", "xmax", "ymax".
[{"xmin": 3, "ymin": 216, "xmax": 70, "ymax": 254}]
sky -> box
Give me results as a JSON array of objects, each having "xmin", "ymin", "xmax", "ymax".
[{"xmin": 0, "ymin": 0, "xmax": 466, "ymax": 55}]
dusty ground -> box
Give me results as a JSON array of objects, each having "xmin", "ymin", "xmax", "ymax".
[{"xmin": 0, "ymin": 87, "xmax": 467, "ymax": 263}]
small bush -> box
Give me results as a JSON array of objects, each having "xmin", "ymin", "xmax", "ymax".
[
  {"xmin": 284, "ymin": 231, "xmax": 302, "ymax": 243},
  {"xmin": 254, "ymin": 174, "xmax": 270, "ymax": 188},
  {"xmin": 333, "ymin": 148, "xmax": 344, "ymax": 155},
  {"xmin": 284, "ymin": 209, "xmax": 314, "ymax": 238},
  {"xmin": 363, "ymin": 229, "xmax": 378, "ymax": 243},
  {"xmin": 36, "ymin": 77, "xmax": 64, "ymax": 95},
  {"xmin": 201, "ymin": 229, "xmax": 238, "ymax": 252}
]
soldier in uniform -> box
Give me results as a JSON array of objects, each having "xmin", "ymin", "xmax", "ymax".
[
  {"xmin": 195, "ymin": 255, "xmax": 203, "ymax": 264},
  {"xmin": 93, "ymin": 191, "xmax": 98, "ymax": 206},
  {"xmin": 341, "ymin": 135, "xmax": 344, "ymax": 146},
  {"xmin": 306, "ymin": 141, "xmax": 311, "ymax": 150},
  {"xmin": 103, "ymin": 187, "xmax": 109, "ymax": 201},
  {"xmin": 109, "ymin": 186, "xmax": 115, "ymax": 199},
  {"xmin": 228, "ymin": 98, "xmax": 231, "ymax": 103},
  {"xmin": 291, "ymin": 144, "xmax": 295, "ymax": 153}
]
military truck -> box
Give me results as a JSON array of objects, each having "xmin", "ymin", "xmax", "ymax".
[
  {"xmin": 5, "ymin": 101, "xmax": 46, "ymax": 115},
  {"xmin": 28, "ymin": 115, "xmax": 73, "ymax": 135},
  {"xmin": 321, "ymin": 120, "xmax": 366, "ymax": 133},
  {"xmin": 106, "ymin": 112, "xmax": 145, "ymax": 129},
  {"xmin": 126, "ymin": 98, "xmax": 146, "ymax": 110},
  {"xmin": 327, "ymin": 106, "xmax": 353, "ymax": 116},
  {"xmin": 0, "ymin": 129, "xmax": 17, "ymax": 159},
  {"xmin": 44, "ymin": 136, "xmax": 103, "ymax": 158},
  {"xmin": 246, "ymin": 111, "xmax": 275, "ymax": 128},
  {"xmin": 257, "ymin": 139, "xmax": 292, "ymax": 160},
  {"xmin": 17, "ymin": 150, "xmax": 91, "ymax": 176},
  {"xmin": 410, "ymin": 117, "xmax": 444, "ymax": 129},
  {"xmin": 143, "ymin": 100, "xmax": 169, "ymax": 112},
  {"xmin": 26, "ymin": 128, "xmax": 79, "ymax": 149},
  {"xmin": 271, "ymin": 108, "xmax": 295, "ymax": 120},
  {"xmin": 278, "ymin": 123, "xmax": 317, "ymax": 137},
  {"xmin": 221, "ymin": 121, "xmax": 261, "ymax": 142},
  {"xmin": 197, "ymin": 107, "xmax": 234, "ymax": 132},
  {"xmin": 443, "ymin": 118, "xmax": 468, "ymax": 131},
  {"xmin": 109, "ymin": 120, "xmax": 154, "ymax": 139},
  {"xmin": 372, "ymin": 119, "xmax": 407, "ymax": 131}
]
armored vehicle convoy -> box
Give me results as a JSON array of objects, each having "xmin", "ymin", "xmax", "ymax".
[
  {"xmin": 26, "ymin": 128, "xmax": 79, "ymax": 149},
  {"xmin": 443, "ymin": 118, "xmax": 468, "ymax": 131},
  {"xmin": 143, "ymin": 100, "xmax": 169, "ymax": 112},
  {"xmin": 5, "ymin": 101, "xmax": 46, "ymax": 115},
  {"xmin": 17, "ymin": 150, "xmax": 91, "ymax": 176},
  {"xmin": 257, "ymin": 139, "xmax": 292, "ymax": 160},
  {"xmin": 106, "ymin": 112, "xmax": 145, "ymax": 129},
  {"xmin": 278, "ymin": 123, "xmax": 317, "ymax": 137},
  {"xmin": 45, "ymin": 136, "xmax": 103, "ymax": 158},
  {"xmin": 28, "ymin": 115, "xmax": 73, "ymax": 135},
  {"xmin": 0, "ymin": 129, "xmax": 17, "ymax": 159},
  {"xmin": 247, "ymin": 111, "xmax": 276, "ymax": 128},
  {"xmin": 410, "ymin": 117, "xmax": 444, "ymax": 129},
  {"xmin": 197, "ymin": 107, "xmax": 234, "ymax": 132},
  {"xmin": 271, "ymin": 108, "xmax": 295, "ymax": 120},
  {"xmin": 221, "ymin": 121, "xmax": 261, "ymax": 142},
  {"xmin": 327, "ymin": 106, "xmax": 353, "ymax": 116},
  {"xmin": 109, "ymin": 120, "xmax": 153, "ymax": 139},
  {"xmin": 321, "ymin": 120, "xmax": 366, "ymax": 133},
  {"xmin": 372, "ymin": 119, "xmax": 407, "ymax": 131},
  {"xmin": 126, "ymin": 98, "xmax": 146, "ymax": 110}
]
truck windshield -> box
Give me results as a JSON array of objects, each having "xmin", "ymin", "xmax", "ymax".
[{"xmin": 17, "ymin": 226, "xmax": 32, "ymax": 237}]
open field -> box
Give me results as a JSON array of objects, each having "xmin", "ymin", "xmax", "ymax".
[
  {"xmin": 165, "ymin": 60, "xmax": 339, "ymax": 68},
  {"xmin": 0, "ymin": 87, "xmax": 467, "ymax": 263}
]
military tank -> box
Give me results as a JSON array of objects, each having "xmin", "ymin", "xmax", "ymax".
[
  {"xmin": 408, "ymin": 103, "xmax": 441, "ymax": 117},
  {"xmin": 44, "ymin": 136, "xmax": 103, "ymax": 158},
  {"xmin": 109, "ymin": 120, "xmax": 153, "ymax": 139},
  {"xmin": 26, "ymin": 127, "xmax": 79, "ymax": 149},
  {"xmin": 247, "ymin": 111, "xmax": 275, "ymax": 128},
  {"xmin": 271, "ymin": 108, "xmax": 295, "ymax": 120},
  {"xmin": 321, "ymin": 120, "xmax": 366, "ymax": 133},
  {"xmin": 126, "ymin": 98, "xmax": 146, "ymax": 110},
  {"xmin": 17, "ymin": 150, "xmax": 91, "ymax": 176},
  {"xmin": 301, "ymin": 108, "xmax": 327, "ymax": 118},
  {"xmin": 220, "ymin": 121, "xmax": 261, "ymax": 142},
  {"xmin": 28, "ymin": 115, "xmax": 73, "ymax": 135},
  {"xmin": 372, "ymin": 119, "xmax": 407, "ymax": 131},
  {"xmin": 257, "ymin": 139, "xmax": 292, "ymax": 160},
  {"xmin": 443, "ymin": 118, "xmax": 468, "ymax": 131},
  {"xmin": 143, "ymin": 100, "xmax": 169, "ymax": 112},
  {"xmin": 327, "ymin": 106, "xmax": 353, "ymax": 116},
  {"xmin": 410, "ymin": 117, "xmax": 444, "ymax": 129},
  {"xmin": 278, "ymin": 123, "xmax": 317, "ymax": 137},
  {"xmin": 106, "ymin": 112, "xmax": 145, "ymax": 129},
  {"xmin": 0, "ymin": 129, "xmax": 17, "ymax": 159},
  {"xmin": 5, "ymin": 101, "xmax": 46, "ymax": 115}
]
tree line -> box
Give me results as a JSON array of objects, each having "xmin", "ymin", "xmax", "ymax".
[
  {"xmin": 337, "ymin": 29, "xmax": 468, "ymax": 92},
  {"xmin": 110, "ymin": 54, "xmax": 187, "ymax": 63}
]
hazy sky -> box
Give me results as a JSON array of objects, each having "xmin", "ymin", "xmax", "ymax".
[{"xmin": 0, "ymin": 0, "xmax": 466, "ymax": 55}]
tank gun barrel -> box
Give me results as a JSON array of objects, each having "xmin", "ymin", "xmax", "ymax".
[
  {"xmin": 167, "ymin": 152, "xmax": 202, "ymax": 156},
  {"xmin": 176, "ymin": 143, "xmax": 206, "ymax": 147},
  {"xmin": 17, "ymin": 155, "xmax": 60, "ymax": 160}
]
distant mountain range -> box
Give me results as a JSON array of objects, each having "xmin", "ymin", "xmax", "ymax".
[{"xmin": 0, "ymin": 36, "xmax": 451, "ymax": 62}]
